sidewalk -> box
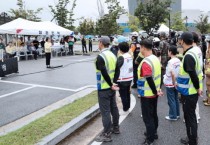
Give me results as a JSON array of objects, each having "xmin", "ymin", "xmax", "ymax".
[{"xmin": 99, "ymin": 90, "xmax": 210, "ymax": 145}]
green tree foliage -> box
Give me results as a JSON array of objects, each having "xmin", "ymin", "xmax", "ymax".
[
  {"xmin": 49, "ymin": 0, "xmax": 76, "ymax": 28},
  {"xmin": 171, "ymin": 12, "xmax": 186, "ymax": 31},
  {"xmin": 128, "ymin": 15, "xmax": 140, "ymax": 32},
  {"xmin": 95, "ymin": 0, "xmax": 125, "ymax": 35},
  {"xmin": 135, "ymin": 0, "xmax": 171, "ymax": 34},
  {"xmin": 195, "ymin": 15, "xmax": 210, "ymax": 34},
  {"xmin": 10, "ymin": 0, "xmax": 43, "ymax": 22},
  {"xmin": 77, "ymin": 18, "xmax": 95, "ymax": 35}
]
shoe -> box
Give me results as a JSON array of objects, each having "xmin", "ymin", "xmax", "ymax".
[
  {"xmin": 203, "ymin": 99, "xmax": 208, "ymax": 103},
  {"xmin": 142, "ymin": 139, "xmax": 154, "ymax": 145},
  {"xmin": 95, "ymin": 132, "xmax": 112, "ymax": 142},
  {"xmin": 144, "ymin": 132, "xmax": 158, "ymax": 139},
  {"xmin": 112, "ymin": 126, "xmax": 120, "ymax": 134},
  {"xmin": 165, "ymin": 116, "xmax": 177, "ymax": 121},
  {"xmin": 131, "ymin": 84, "xmax": 137, "ymax": 89},
  {"xmin": 204, "ymin": 102, "xmax": 210, "ymax": 106},
  {"xmin": 180, "ymin": 137, "xmax": 189, "ymax": 144}
]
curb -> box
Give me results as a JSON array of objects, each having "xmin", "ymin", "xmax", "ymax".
[
  {"xmin": 90, "ymin": 94, "xmax": 136, "ymax": 145},
  {"xmin": 0, "ymin": 88, "xmax": 96, "ymax": 136},
  {"xmin": 36, "ymin": 104, "xmax": 100, "ymax": 145}
]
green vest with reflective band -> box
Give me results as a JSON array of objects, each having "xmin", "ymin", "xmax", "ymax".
[
  {"xmin": 137, "ymin": 54, "xmax": 161, "ymax": 97},
  {"xmin": 177, "ymin": 47, "xmax": 203, "ymax": 96},
  {"xmin": 96, "ymin": 49, "xmax": 117, "ymax": 90}
]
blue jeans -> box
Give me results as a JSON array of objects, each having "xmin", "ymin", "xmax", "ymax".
[{"xmin": 166, "ymin": 87, "xmax": 180, "ymax": 119}]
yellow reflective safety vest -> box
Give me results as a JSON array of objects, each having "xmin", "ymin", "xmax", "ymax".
[
  {"xmin": 96, "ymin": 48, "xmax": 117, "ymax": 90},
  {"xmin": 177, "ymin": 47, "xmax": 203, "ymax": 96},
  {"xmin": 137, "ymin": 54, "xmax": 161, "ymax": 97}
]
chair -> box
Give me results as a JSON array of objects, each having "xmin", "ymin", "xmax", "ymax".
[
  {"xmin": 38, "ymin": 48, "xmax": 45, "ymax": 58},
  {"xmin": 26, "ymin": 51, "xmax": 34, "ymax": 60}
]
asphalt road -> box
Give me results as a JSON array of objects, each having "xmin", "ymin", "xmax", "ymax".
[
  {"xmin": 101, "ymin": 89, "xmax": 210, "ymax": 145},
  {"xmin": 0, "ymin": 48, "xmax": 98, "ymax": 127}
]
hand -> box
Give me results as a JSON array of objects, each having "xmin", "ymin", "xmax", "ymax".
[
  {"xmin": 157, "ymin": 90, "xmax": 163, "ymax": 97},
  {"xmin": 174, "ymin": 83, "xmax": 178, "ymax": 89},
  {"xmin": 111, "ymin": 84, "xmax": 119, "ymax": 91},
  {"xmin": 197, "ymin": 89, "xmax": 203, "ymax": 97}
]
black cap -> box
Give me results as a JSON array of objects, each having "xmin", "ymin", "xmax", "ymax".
[{"xmin": 180, "ymin": 32, "xmax": 193, "ymax": 43}]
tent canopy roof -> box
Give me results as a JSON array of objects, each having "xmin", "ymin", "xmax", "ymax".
[{"xmin": 0, "ymin": 18, "xmax": 73, "ymax": 35}]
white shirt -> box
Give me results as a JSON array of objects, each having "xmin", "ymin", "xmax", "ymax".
[
  {"xmin": 163, "ymin": 57, "xmax": 181, "ymax": 87},
  {"xmin": 118, "ymin": 53, "xmax": 133, "ymax": 82},
  {"xmin": 193, "ymin": 46, "xmax": 203, "ymax": 70}
]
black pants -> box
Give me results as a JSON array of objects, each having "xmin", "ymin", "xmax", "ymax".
[
  {"xmin": 118, "ymin": 82, "xmax": 131, "ymax": 111},
  {"xmin": 69, "ymin": 45, "xmax": 73, "ymax": 55},
  {"xmin": 82, "ymin": 45, "xmax": 87, "ymax": 53},
  {"xmin": 89, "ymin": 44, "xmax": 92, "ymax": 52},
  {"xmin": 33, "ymin": 51, "xmax": 38, "ymax": 60},
  {"xmin": 133, "ymin": 63, "xmax": 138, "ymax": 86},
  {"xmin": 182, "ymin": 94, "xmax": 198, "ymax": 145},
  {"xmin": 141, "ymin": 97, "xmax": 158, "ymax": 143},
  {"xmin": 98, "ymin": 89, "xmax": 119, "ymax": 133},
  {"xmin": 46, "ymin": 53, "xmax": 51, "ymax": 66}
]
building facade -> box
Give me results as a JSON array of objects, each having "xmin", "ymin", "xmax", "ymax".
[{"xmin": 128, "ymin": 0, "xmax": 182, "ymax": 15}]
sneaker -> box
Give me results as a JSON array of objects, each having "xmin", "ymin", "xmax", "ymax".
[
  {"xmin": 165, "ymin": 116, "xmax": 177, "ymax": 121},
  {"xmin": 203, "ymin": 99, "xmax": 208, "ymax": 103},
  {"xmin": 131, "ymin": 84, "xmax": 137, "ymax": 89},
  {"xmin": 142, "ymin": 139, "xmax": 154, "ymax": 145},
  {"xmin": 112, "ymin": 126, "xmax": 120, "ymax": 134},
  {"xmin": 204, "ymin": 102, "xmax": 210, "ymax": 106},
  {"xmin": 180, "ymin": 137, "xmax": 189, "ymax": 144},
  {"xmin": 95, "ymin": 132, "xmax": 112, "ymax": 142},
  {"xmin": 144, "ymin": 132, "xmax": 158, "ymax": 139}
]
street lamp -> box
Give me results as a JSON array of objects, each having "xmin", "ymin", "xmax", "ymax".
[
  {"xmin": 167, "ymin": 7, "xmax": 172, "ymax": 38},
  {"xmin": 185, "ymin": 16, "xmax": 188, "ymax": 30}
]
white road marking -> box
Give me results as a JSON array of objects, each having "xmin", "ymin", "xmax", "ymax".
[
  {"xmin": 0, "ymin": 86, "xmax": 36, "ymax": 99},
  {"xmin": 0, "ymin": 80, "xmax": 96, "ymax": 93},
  {"xmin": 90, "ymin": 94, "xmax": 136, "ymax": 145}
]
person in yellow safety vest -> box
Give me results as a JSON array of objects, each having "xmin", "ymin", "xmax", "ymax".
[
  {"xmin": 95, "ymin": 36, "xmax": 120, "ymax": 142},
  {"xmin": 113, "ymin": 40, "xmax": 133, "ymax": 114},
  {"xmin": 137, "ymin": 39, "xmax": 162, "ymax": 145},
  {"xmin": 177, "ymin": 32, "xmax": 203, "ymax": 145}
]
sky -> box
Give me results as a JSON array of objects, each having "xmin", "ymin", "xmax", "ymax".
[{"xmin": 0, "ymin": 0, "xmax": 210, "ymax": 25}]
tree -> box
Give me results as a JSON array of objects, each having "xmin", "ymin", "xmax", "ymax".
[
  {"xmin": 10, "ymin": 0, "xmax": 43, "ymax": 22},
  {"xmin": 170, "ymin": 12, "xmax": 186, "ymax": 31},
  {"xmin": 95, "ymin": 0, "xmax": 126, "ymax": 35},
  {"xmin": 135, "ymin": 0, "xmax": 172, "ymax": 35},
  {"xmin": 77, "ymin": 18, "xmax": 95, "ymax": 35},
  {"xmin": 128, "ymin": 15, "xmax": 140, "ymax": 32},
  {"xmin": 49, "ymin": 0, "xmax": 77, "ymax": 28},
  {"xmin": 195, "ymin": 14, "xmax": 210, "ymax": 34}
]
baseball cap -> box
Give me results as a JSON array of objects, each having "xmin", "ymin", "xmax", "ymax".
[
  {"xmin": 99, "ymin": 36, "xmax": 110, "ymax": 45},
  {"xmin": 180, "ymin": 32, "xmax": 193, "ymax": 42}
]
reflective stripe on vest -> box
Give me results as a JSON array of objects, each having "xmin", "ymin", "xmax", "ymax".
[
  {"xmin": 96, "ymin": 49, "xmax": 117, "ymax": 90},
  {"xmin": 137, "ymin": 54, "xmax": 161, "ymax": 97},
  {"xmin": 177, "ymin": 48, "xmax": 203, "ymax": 96}
]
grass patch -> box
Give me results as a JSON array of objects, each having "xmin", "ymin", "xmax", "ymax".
[{"xmin": 0, "ymin": 91, "xmax": 98, "ymax": 145}]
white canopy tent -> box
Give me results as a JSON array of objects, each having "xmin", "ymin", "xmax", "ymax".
[
  {"xmin": 0, "ymin": 18, "xmax": 73, "ymax": 36},
  {"xmin": 157, "ymin": 24, "xmax": 170, "ymax": 34}
]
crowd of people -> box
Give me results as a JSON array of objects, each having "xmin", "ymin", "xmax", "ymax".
[{"xmin": 94, "ymin": 31, "xmax": 210, "ymax": 145}]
